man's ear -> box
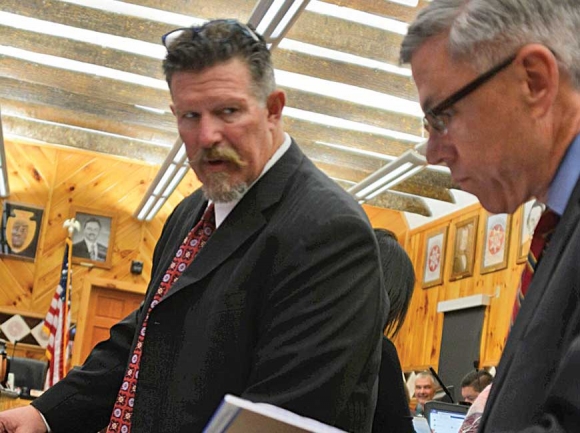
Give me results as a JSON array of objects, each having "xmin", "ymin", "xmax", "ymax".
[
  {"xmin": 169, "ymin": 103, "xmax": 176, "ymax": 116},
  {"xmin": 266, "ymin": 90, "xmax": 286, "ymax": 122},
  {"xmin": 519, "ymin": 44, "xmax": 559, "ymax": 118}
]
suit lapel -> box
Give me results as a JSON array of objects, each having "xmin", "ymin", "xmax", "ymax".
[
  {"xmin": 482, "ymin": 177, "xmax": 580, "ymax": 427},
  {"xmin": 161, "ymin": 140, "xmax": 304, "ymax": 300}
]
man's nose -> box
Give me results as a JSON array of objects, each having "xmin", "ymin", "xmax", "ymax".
[
  {"xmin": 425, "ymin": 134, "xmax": 448, "ymax": 166},
  {"xmin": 197, "ymin": 116, "xmax": 222, "ymax": 148}
]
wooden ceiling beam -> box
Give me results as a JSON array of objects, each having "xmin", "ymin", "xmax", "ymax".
[
  {"xmin": 0, "ymin": 57, "xmax": 170, "ymax": 111},
  {"xmin": 273, "ymin": 49, "xmax": 417, "ymax": 102},
  {"xmin": 284, "ymin": 117, "xmax": 416, "ymax": 157},
  {"xmin": 365, "ymin": 191, "xmax": 432, "ymax": 216},
  {"xmin": 406, "ymin": 169, "xmax": 456, "ymax": 190},
  {"xmin": 392, "ymin": 179, "xmax": 455, "ymax": 203},
  {"xmin": 0, "ymin": 25, "xmax": 166, "ymax": 81},
  {"xmin": 0, "ymin": 98, "xmax": 176, "ymax": 147},
  {"xmin": 1, "ymin": 27, "xmax": 421, "ymax": 136},
  {"xmin": 120, "ymin": 0, "xmax": 255, "ymax": 22},
  {"xmin": 1, "ymin": 23, "xmax": 419, "ymax": 104},
  {"xmin": 1, "ymin": 58, "xmax": 421, "ymax": 158},
  {"xmin": 322, "ymin": 0, "xmax": 429, "ymax": 23},
  {"xmin": 297, "ymin": 139, "xmax": 383, "ymax": 174},
  {"xmin": 309, "ymin": 161, "xmax": 371, "ymax": 184},
  {"xmin": 1, "ymin": 0, "xmax": 405, "ymax": 67},
  {"xmin": 2, "ymin": 115, "xmax": 170, "ymax": 164},
  {"xmin": 286, "ymin": 11, "xmax": 404, "ymax": 66},
  {"xmin": 2, "ymin": 0, "xmax": 173, "ymax": 44},
  {"xmin": 0, "ymin": 76, "xmax": 176, "ymax": 134},
  {"xmin": 283, "ymin": 87, "xmax": 422, "ymax": 136}
]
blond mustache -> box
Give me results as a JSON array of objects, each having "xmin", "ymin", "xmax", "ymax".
[{"xmin": 190, "ymin": 146, "xmax": 247, "ymax": 167}]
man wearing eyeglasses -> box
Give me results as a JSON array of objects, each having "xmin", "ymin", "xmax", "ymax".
[
  {"xmin": 0, "ymin": 20, "xmax": 384, "ymax": 433},
  {"xmin": 401, "ymin": 0, "xmax": 580, "ymax": 431}
]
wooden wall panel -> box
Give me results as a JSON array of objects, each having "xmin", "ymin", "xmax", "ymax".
[
  {"xmin": 363, "ymin": 204, "xmax": 409, "ymax": 244},
  {"xmin": 369, "ymin": 203, "xmax": 528, "ymax": 372},
  {"xmin": 0, "ymin": 138, "xmax": 202, "ymax": 333}
]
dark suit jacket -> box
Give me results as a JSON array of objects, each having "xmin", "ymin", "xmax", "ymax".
[
  {"xmin": 33, "ymin": 141, "xmax": 385, "ymax": 433},
  {"xmin": 480, "ymin": 176, "xmax": 580, "ymax": 432},
  {"xmin": 72, "ymin": 240, "xmax": 107, "ymax": 261}
]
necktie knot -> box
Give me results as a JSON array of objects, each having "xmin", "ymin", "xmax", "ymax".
[
  {"xmin": 201, "ymin": 203, "xmax": 215, "ymax": 225},
  {"xmin": 533, "ymin": 208, "xmax": 560, "ymax": 242}
]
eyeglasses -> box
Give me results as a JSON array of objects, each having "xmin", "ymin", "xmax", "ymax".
[
  {"xmin": 162, "ymin": 19, "xmax": 260, "ymax": 50},
  {"xmin": 423, "ymin": 53, "xmax": 517, "ymax": 135}
]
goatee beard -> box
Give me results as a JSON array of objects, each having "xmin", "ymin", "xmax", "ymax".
[{"xmin": 202, "ymin": 172, "xmax": 248, "ymax": 203}]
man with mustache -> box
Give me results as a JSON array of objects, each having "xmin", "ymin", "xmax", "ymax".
[
  {"xmin": 401, "ymin": 0, "xmax": 580, "ymax": 430},
  {"xmin": 0, "ymin": 19, "xmax": 385, "ymax": 433}
]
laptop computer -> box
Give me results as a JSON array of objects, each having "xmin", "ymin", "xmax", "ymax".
[{"xmin": 424, "ymin": 401, "xmax": 468, "ymax": 433}]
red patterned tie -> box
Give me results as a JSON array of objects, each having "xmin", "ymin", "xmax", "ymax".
[
  {"xmin": 511, "ymin": 208, "xmax": 560, "ymax": 325},
  {"xmin": 106, "ymin": 204, "xmax": 215, "ymax": 432}
]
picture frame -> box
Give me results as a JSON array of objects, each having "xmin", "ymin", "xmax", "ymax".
[
  {"xmin": 516, "ymin": 200, "xmax": 545, "ymax": 263},
  {"xmin": 422, "ymin": 226, "xmax": 447, "ymax": 289},
  {"xmin": 70, "ymin": 207, "xmax": 116, "ymax": 269},
  {"xmin": 449, "ymin": 215, "xmax": 479, "ymax": 281},
  {"xmin": 481, "ymin": 212, "xmax": 512, "ymax": 274},
  {"xmin": 0, "ymin": 201, "xmax": 44, "ymax": 262}
]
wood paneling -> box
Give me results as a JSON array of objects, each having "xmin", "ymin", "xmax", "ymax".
[
  {"xmin": 0, "ymin": 137, "xmax": 201, "ymax": 337},
  {"xmin": 369, "ymin": 203, "xmax": 527, "ymax": 371},
  {"xmin": 364, "ymin": 204, "xmax": 408, "ymax": 243}
]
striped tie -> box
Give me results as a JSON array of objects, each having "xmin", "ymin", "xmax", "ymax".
[
  {"xmin": 106, "ymin": 204, "xmax": 215, "ymax": 432},
  {"xmin": 511, "ymin": 208, "xmax": 560, "ymax": 325}
]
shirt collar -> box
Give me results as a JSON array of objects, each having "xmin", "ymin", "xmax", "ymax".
[
  {"xmin": 546, "ymin": 133, "xmax": 580, "ymax": 215},
  {"xmin": 213, "ymin": 133, "xmax": 292, "ymax": 228}
]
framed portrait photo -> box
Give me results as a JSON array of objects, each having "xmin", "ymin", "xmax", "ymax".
[
  {"xmin": 481, "ymin": 212, "xmax": 512, "ymax": 274},
  {"xmin": 70, "ymin": 207, "xmax": 116, "ymax": 269},
  {"xmin": 516, "ymin": 200, "xmax": 545, "ymax": 263},
  {"xmin": 450, "ymin": 215, "xmax": 479, "ymax": 281},
  {"xmin": 422, "ymin": 226, "xmax": 447, "ymax": 289},
  {"xmin": 0, "ymin": 201, "xmax": 44, "ymax": 262}
]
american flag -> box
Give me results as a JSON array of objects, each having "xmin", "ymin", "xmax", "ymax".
[{"xmin": 43, "ymin": 238, "xmax": 73, "ymax": 388}]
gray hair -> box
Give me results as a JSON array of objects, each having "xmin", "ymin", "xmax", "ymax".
[
  {"xmin": 162, "ymin": 20, "xmax": 276, "ymax": 104},
  {"xmin": 416, "ymin": 371, "xmax": 436, "ymax": 386},
  {"xmin": 400, "ymin": 0, "xmax": 580, "ymax": 89}
]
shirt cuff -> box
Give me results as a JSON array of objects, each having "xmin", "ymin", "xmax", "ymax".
[{"xmin": 34, "ymin": 407, "xmax": 52, "ymax": 433}]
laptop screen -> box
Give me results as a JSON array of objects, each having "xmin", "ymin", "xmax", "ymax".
[
  {"xmin": 424, "ymin": 401, "xmax": 468, "ymax": 433},
  {"xmin": 428, "ymin": 408, "xmax": 466, "ymax": 433}
]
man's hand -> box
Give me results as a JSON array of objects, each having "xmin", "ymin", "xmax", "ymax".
[{"xmin": 0, "ymin": 406, "xmax": 47, "ymax": 433}]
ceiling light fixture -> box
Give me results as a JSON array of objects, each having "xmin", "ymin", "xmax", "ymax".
[
  {"xmin": 134, "ymin": 138, "xmax": 189, "ymax": 221},
  {"xmin": 248, "ymin": 0, "xmax": 311, "ymax": 49},
  {"xmin": 348, "ymin": 143, "xmax": 427, "ymax": 202}
]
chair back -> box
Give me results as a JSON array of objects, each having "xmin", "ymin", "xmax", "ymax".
[{"xmin": 8, "ymin": 357, "xmax": 48, "ymax": 391}]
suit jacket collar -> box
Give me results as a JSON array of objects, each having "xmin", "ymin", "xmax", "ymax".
[{"xmin": 161, "ymin": 139, "xmax": 305, "ymax": 300}]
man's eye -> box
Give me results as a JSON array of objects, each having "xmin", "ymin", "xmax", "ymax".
[
  {"xmin": 183, "ymin": 112, "xmax": 198, "ymax": 119},
  {"xmin": 222, "ymin": 107, "xmax": 237, "ymax": 115}
]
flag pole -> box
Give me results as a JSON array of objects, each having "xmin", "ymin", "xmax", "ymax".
[{"xmin": 62, "ymin": 219, "xmax": 80, "ymax": 375}]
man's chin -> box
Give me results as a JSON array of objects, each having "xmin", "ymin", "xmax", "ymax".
[{"xmin": 202, "ymin": 182, "xmax": 248, "ymax": 203}]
